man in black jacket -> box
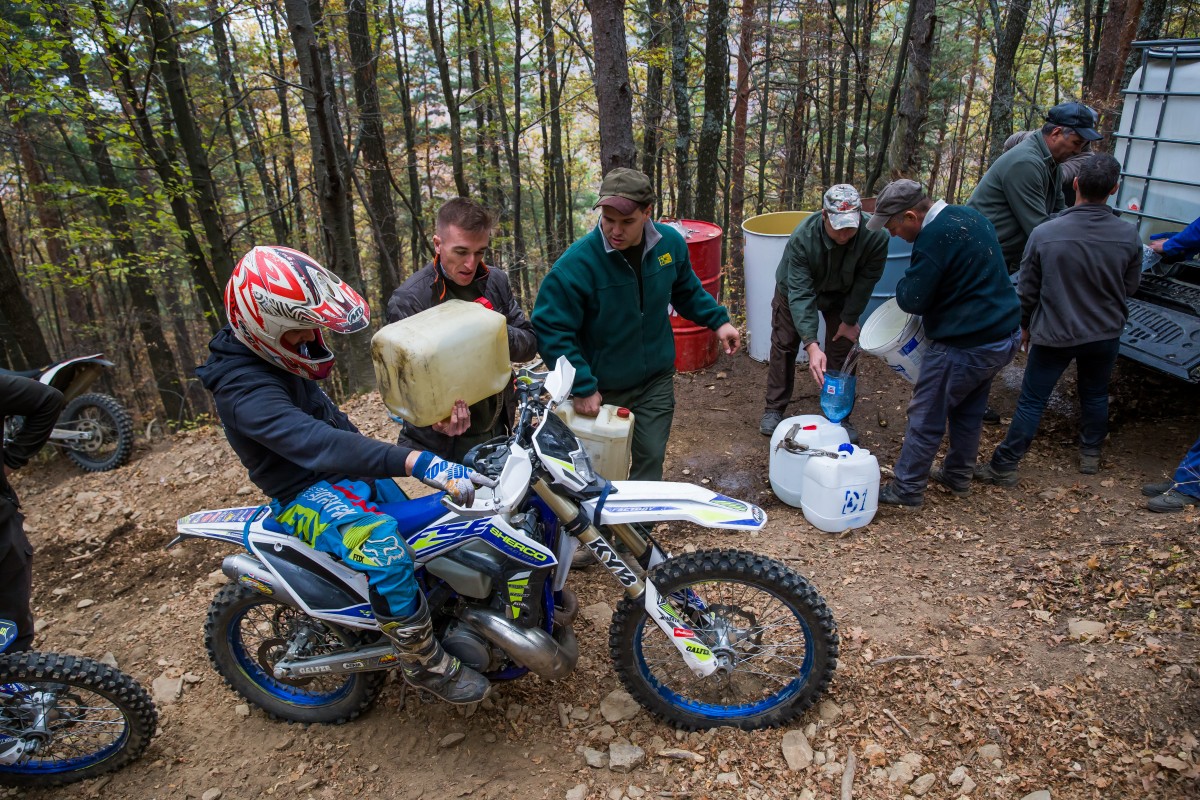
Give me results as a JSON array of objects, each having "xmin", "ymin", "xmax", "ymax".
[
  {"xmin": 0, "ymin": 375, "xmax": 64, "ymax": 652},
  {"xmin": 387, "ymin": 199, "xmax": 537, "ymax": 462},
  {"xmin": 976, "ymin": 154, "xmax": 1140, "ymax": 483}
]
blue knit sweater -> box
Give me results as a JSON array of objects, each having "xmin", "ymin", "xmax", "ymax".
[{"xmin": 895, "ymin": 205, "xmax": 1020, "ymax": 348}]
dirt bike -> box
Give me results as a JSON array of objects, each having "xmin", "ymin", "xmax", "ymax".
[
  {"xmin": 0, "ymin": 354, "xmax": 134, "ymax": 472},
  {"xmin": 0, "ymin": 619, "xmax": 157, "ymax": 787},
  {"xmin": 172, "ymin": 357, "xmax": 839, "ymax": 730}
]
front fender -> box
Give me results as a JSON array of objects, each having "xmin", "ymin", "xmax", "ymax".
[{"xmin": 579, "ymin": 481, "xmax": 766, "ymax": 530}]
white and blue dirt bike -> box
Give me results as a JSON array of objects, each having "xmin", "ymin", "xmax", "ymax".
[
  {"xmin": 173, "ymin": 358, "xmax": 838, "ymax": 730},
  {"xmin": 0, "ymin": 620, "xmax": 157, "ymax": 788}
]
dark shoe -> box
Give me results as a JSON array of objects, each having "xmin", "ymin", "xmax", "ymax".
[
  {"xmin": 1079, "ymin": 453, "xmax": 1100, "ymax": 475},
  {"xmin": 930, "ymin": 468, "xmax": 970, "ymax": 497},
  {"xmin": 1147, "ymin": 489, "xmax": 1199, "ymax": 513},
  {"xmin": 377, "ymin": 597, "xmax": 491, "ymax": 704},
  {"xmin": 571, "ymin": 546, "xmax": 594, "ymax": 569},
  {"xmin": 760, "ymin": 410, "xmax": 784, "ymax": 436},
  {"xmin": 982, "ymin": 406, "xmax": 1001, "ymax": 424},
  {"xmin": 1141, "ymin": 480, "xmax": 1174, "ymax": 497},
  {"xmin": 840, "ymin": 418, "xmax": 859, "ymax": 445},
  {"xmin": 878, "ymin": 482, "xmax": 923, "ymax": 508},
  {"xmin": 974, "ymin": 461, "xmax": 1019, "ymax": 487}
]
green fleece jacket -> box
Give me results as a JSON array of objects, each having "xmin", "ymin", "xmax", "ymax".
[
  {"xmin": 532, "ymin": 221, "xmax": 730, "ymax": 396},
  {"xmin": 774, "ymin": 212, "xmax": 889, "ymax": 341},
  {"xmin": 966, "ymin": 131, "xmax": 1066, "ymax": 266}
]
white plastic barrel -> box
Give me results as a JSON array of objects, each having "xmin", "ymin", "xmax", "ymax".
[
  {"xmin": 769, "ymin": 416, "xmax": 851, "ymax": 507},
  {"xmin": 554, "ymin": 404, "xmax": 635, "ymax": 480},
  {"xmin": 800, "ymin": 444, "xmax": 880, "ymax": 533},
  {"xmin": 742, "ymin": 212, "xmax": 824, "ymax": 364},
  {"xmin": 371, "ymin": 300, "xmax": 511, "ymax": 427},
  {"xmin": 858, "ymin": 298, "xmax": 928, "ymax": 384}
]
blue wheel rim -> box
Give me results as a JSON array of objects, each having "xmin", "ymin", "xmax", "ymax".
[
  {"xmin": 0, "ymin": 683, "xmax": 130, "ymax": 775},
  {"xmin": 228, "ymin": 602, "xmax": 356, "ymax": 707}
]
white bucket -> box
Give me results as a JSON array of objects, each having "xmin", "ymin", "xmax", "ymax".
[
  {"xmin": 859, "ymin": 298, "xmax": 928, "ymax": 384},
  {"xmin": 742, "ymin": 212, "xmax": 824, "ymax": 364},
  {"xmin": 800, "ymin": 444, "xmax": 880, "ymax": 533},
  {"xmin": 769, "ymin": 415, "xmax": 850, "ymax": 507}
]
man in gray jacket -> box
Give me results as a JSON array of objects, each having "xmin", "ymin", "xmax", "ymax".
[{"xmin": 975, "ymin": 154, "xmax": 1140, "ymax": 484}]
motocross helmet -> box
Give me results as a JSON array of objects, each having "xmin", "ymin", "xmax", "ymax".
[{"xmin": 225, "ymin": 246, "xmax": 369, "ymax": 380}]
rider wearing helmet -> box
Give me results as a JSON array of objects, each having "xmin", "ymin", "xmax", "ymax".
[{"xmin": 197, "ymin": 246, "xmax": 490, "ymax": 704}]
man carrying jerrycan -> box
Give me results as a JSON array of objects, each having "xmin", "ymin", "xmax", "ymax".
[{"xmin": 760, "ymin": 185, "xmax": 889, "ymax": 443}]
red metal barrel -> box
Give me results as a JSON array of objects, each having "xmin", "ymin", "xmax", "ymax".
[{"xmin": 663, "ymin": 219, "xmax": 723, "ymax": 372}]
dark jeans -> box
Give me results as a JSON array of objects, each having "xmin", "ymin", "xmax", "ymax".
[
  {"xmin": 0, "ymin": 503, "xmax": 35, "ymax": 653},
  {"xmin": 1173, "ymin": 434, "xmax": 1200, "ymax": 500},
  {"xmin": 892, "ymin": 331, "xmax": 1020, "ymax": 498},
  {"xmin": 765, "ymin": 288, "xmax": 854, "ymax": 413},
  {"xmin": 603, "ymin": 369, "xmax": 676, "ymax": 481},
  {"xmin": 990, "ymin": 338, "xmax": 1120, "ymax": 470}
]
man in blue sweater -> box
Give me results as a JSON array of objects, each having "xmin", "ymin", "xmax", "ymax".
[
  {"xmin": 866, "ymin": 180, "xmax": 1021, "ymax": 507},
  {"xmin": 197, "ymin": 246, "xmax": 491, "ymax": 704}
]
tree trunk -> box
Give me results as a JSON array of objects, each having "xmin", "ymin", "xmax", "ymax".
[
  {"xmin": 641, "ymin": 0, "xmax": 667, "ymax": 188},
  {"xmin": 985, "ymin": 0, "xmax": 1033, "ymax": 165},
  {"xmin": 728, "ymin": 0, "xmax": 756, "ymax": 303},
  {"xmin": 427, "ymin": 0, "xmax": 470, "ymax": 196},
  {"xmin": 946, "ymin": 21, "xmax": 983, "ymax": 203},
  {"xmin": 865, "ymin": 0, "xmax": 915, "ymax": 193},
  {"xmin": 387, "ymin": 0, "xmax": 429, "ymax": 272},
  {"xmin": 269, "ymin": 0, "xmax": 310, "ymax": 251},
  {"xmin": 0, "ymin": 195, "xmax": 51, "ymax": 366},
  {"xmin": 666, "ymin": 0, "xmax": 692, "ymax": 217},
  {"xmin": 541, "ymin": 0, "xmax": 570, "ymax": 260},
  {"xmin": 694, "ymin": 0, "xmax": 729, "ymax": 223},
  {"xmin": 590, "ymin": 0, "xmax": 637, "ymax": 174},
  {"xmin": 891, "ymin": 0, "xmax": 937, "ymax": 179}
]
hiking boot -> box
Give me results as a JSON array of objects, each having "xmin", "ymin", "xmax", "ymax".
[
  {"xmin": 1141, "ymin": 480, "xmax": 1174, "ymax": 497},
  {"xmin": 930, "ymin": 468, "xmax": 971, "ymax": 498},
  {"xmin": 1079, "ymin": 453, "xmax": 1100, "ymax": 475},
  {"xmin": 840, "ymin": 418, "xmax": 859, "ymax": 445},
  {"xmin": 974, "ymin": 461, "xmax": 1019, "ymax": 487},
  {"xmin": 760, "ymin": 410, "xmax": 784, "ymax": 436},
  {"xmin": 571, "ymin": 546, "xmax": 595, "ymax": 569},
  {"xmin": 982, "ymin": 406, "xmax": 1001, "ymax": 424},
  {"xmin": 1146, "ymin": 489, "xmax": 1199, "ymax": 513},
  {"xmin": 878, "ymin": 482, "xmax": 923, "ymax": 508},
  {"xmin": 377, "ymin": 596, "xmax": 491, "ymax": 705}
]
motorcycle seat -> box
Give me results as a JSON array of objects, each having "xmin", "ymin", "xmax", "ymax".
[{"xmin": 376, "ymin": 492, "xmax": 450, "ymax": 537}]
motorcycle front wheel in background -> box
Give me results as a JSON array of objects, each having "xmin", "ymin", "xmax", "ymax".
[
  {"xmin": 60, "ymin": 393, "xmax": 134, "ymax": 472},
  {"xmin": 610, "ymin": 548, "xmax": 839, "ymax": 731},
  {"xmin": 0, "ymin": 652, "xmax": 157, "ymax": 788},
  {"xmin": 204, "ymin": 584, "xmax": 386, "ymax": 725}
]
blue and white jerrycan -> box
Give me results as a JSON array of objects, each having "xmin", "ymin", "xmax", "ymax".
[{"xmin": 800, "ymin": 443, "xmax": 880, "ymax": 533}]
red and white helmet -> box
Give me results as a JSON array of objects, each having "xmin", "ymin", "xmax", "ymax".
[{"xmin": 225, "ymin": 246, "xmax": 369, "ymax": 379}]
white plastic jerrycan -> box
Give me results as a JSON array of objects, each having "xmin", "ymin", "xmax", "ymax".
[
  {"xmin": 555, "ymin": 404, "xmax": 635, "ymax": 480},
  {"xmin": 800, "ymin": 443, "xmax": 880, "ymax": 533},
  {"xmin": 371, "ymin": 299, "xmax": 511, "ymax": 427},
  {"xmin": 769, "ymin": 415, "xmax": 850, "ymax": 507}
]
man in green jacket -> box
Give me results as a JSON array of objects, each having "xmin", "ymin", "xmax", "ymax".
[
  {"xmin": 531, "ymin": 168, "xmax": 740, "ymax": 481},
  {"xmin": 761, "ymin": 185, "xmax": 888, "ymax": 442},
  {"xmin": 967, "ymin": 102, "xmax": 1100, "ymax": 273}
]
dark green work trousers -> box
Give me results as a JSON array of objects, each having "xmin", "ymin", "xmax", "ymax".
[{"xmin": 601, "ymin": 369, "xmax": 676, "ymax": 481}]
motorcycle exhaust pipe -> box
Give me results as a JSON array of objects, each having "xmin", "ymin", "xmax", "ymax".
[
  {"xmin": 459, "ymin": 603, "xmax": 579, "ymax": 680},
  {"xmin": 221, "ymin": 554, "xmax": 302, "ymax": 608}
]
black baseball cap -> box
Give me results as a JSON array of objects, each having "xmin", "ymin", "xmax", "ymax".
[{"xmin": 1046, "ymin": 102, "xmax": 1102, "ymax": 141}]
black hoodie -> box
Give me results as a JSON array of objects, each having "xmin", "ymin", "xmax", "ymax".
[{"xmin": 196, "ymin": 326, "xmax": 414, "ymax": 504}]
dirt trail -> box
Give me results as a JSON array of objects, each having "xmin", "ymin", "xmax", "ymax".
[{"xmin": 7, "ymin": 351, "xmax": 1198, "ymax": 800}]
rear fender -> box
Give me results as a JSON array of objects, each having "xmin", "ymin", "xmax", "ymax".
[
  {"xmin": 39, "ymin": 354, "xmax": 112, "ymax": 397},
  {"xmin": 580, "ymin": 481, "xmax": 767, "ymax": 530},
  {"xmin": 171, "ymin": 505, "xmax": 272, "ymax": 549}
]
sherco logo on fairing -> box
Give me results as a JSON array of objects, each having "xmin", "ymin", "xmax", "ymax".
[
  {"xmin": 586, "ymin": 538, "xmax": 638, "ymax": 587},
  {"xmin": 494, "ymin": 528, "xmax": 548, "ymax": 561}
]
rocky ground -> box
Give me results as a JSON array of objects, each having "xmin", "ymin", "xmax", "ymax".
[{"xmin": 6, "ymin": 348, "xmax": 1198, "ymax": 800}]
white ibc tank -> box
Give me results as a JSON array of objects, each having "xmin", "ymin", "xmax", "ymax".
[
  {"xmin": 800, "ymin": 444, "xmax": 880, "ymax": 533},
  {"xmin": 554, "ymin": 404, "xmax": 635, "ymax": 480},
  {"xmin": 768, "ymin": 415, "xmax": 850, "ymax": 507},
  {"xmin": 371, "ymin": 300, "xmax": 511, "ymax": 427},
  {"xmin": 742, "ymin": 212, "xmax": 825, "ymax": 363}
]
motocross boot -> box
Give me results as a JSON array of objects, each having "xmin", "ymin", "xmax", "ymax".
[{"xmin": 377, "ymin": 596, "xmax": 491, "ymax": 705}]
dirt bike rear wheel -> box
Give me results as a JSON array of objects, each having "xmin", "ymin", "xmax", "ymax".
[
  {"xmin": 0, "ymin": 652, "xmax": 157, "ymax": 788},
  {"xmin": 61, "ymin": 393, "xmax": 133, "ymax": 472},
  {"xmin": 610, "ymin": 548, "xmax": 838, "ymax": 730},
  {"xmin": 205, "ymin": 583, "xmax": 385, "ymax": 724}
]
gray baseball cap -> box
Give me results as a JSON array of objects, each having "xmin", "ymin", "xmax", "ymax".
[
  {"xmin": 823, "ymin": 184, "xmax": 862, "ymax": 230},
  {"xmin": 865, "ymin": 180, "xmax": 927, "ymax": 232}
]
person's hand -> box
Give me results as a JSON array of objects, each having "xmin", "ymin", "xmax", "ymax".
[
  {"xmin": 1149, "ymin": 239, "xmax": 1167, "ymax": 254},
  {"xmin": 432, "ymin": 400, "xmax": 470, "ymax": 436},
  {"xmin": 415, "ymin": 455, "xmax": 495, "ymax": 506},
  {"xmin": 573, "ymin": 392, "xmax": 602, "ymax": 416},
  {"xmin": 1020, "ymin": 328, "xmax": 1030, "ymax": 353},
  {"xmin": 833, "ymin": 322, "xmax": 860, "ymax": 343},
  {"xmin": 716, "ymin": 323, "xmax": 741, "ymax": 355},
  {"xmin": 806, "ymin": 343, "xmax": 827, "ymax": 386}
]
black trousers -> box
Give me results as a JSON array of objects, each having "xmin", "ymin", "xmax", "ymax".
[{"xmin": 0, "ymin": 502, "xmax": 34, "ymax": 653}]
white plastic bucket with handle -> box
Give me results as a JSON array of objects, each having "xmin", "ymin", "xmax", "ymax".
[{"xmin": 858, "ymin": 298, "xmax": 928, "ymax": 384}]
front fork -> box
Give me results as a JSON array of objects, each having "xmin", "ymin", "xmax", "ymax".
[{"xmin": 531, "ymin": 480, "xmax": 720, "ymax": 678}]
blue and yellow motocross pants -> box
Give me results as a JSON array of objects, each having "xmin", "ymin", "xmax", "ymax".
[{"xmin": 270, "ymin": 479, "xmax": 419, "ymax": 617}]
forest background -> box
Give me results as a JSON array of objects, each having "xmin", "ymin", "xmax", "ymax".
[{"xmin": 1, "ymin": 0, "xmax": 1198, "ymax": 424}]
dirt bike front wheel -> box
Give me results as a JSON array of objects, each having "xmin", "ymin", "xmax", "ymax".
[
  {"xmin": 0, "ymin": 652, "xmax": 157, "ymax": 788},
  {"xmin": 60, "ymin": 393, "xmax": 134, "ymax": 472},
  {"xmin": 609, "ymin": 548, "xmax": 839, "ymax": 731},
  {"xmin": 204, "ymin": 583, "xmax": 385, "ymax": 725}
]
